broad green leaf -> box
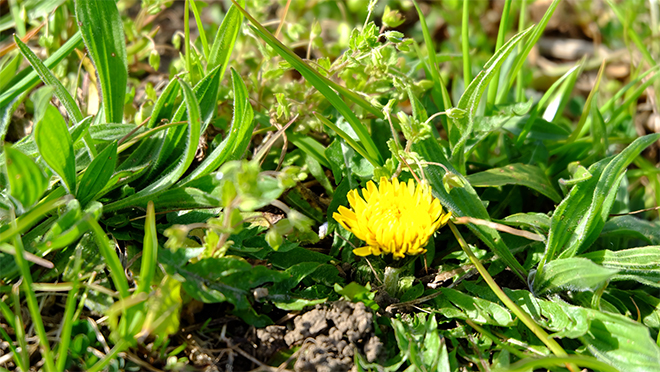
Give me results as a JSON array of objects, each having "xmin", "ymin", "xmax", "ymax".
[
  {"xmin": 159, "ymin": 248, "xmax": 288, "ymax": 326},
  {"xmin": 179, "ymin": 69, "xmax": 253, "ymax": 184},
  {"xmin": 76, "ymin": 141, "xmax": 117, "ymax": 207},
  {"xmin": 600, "ymin": 216, "xmax": 660, "ymax": 245},
  {"xmin": 541, "ymin": 134, "xmax": 660, "ymax": 269},
  {"xmin": 431, "ymin": 288, "xmax": 515, "ymax": 326},
  {"xmin": 75, "ymin": 0, "xmax": 127, "ymax": 123},
  {"xmin": 510, "ymin": 289, "xmax": 660, "ymax": 370},
  {"xmin": 500, "ymin": 213, "xmax": 551, "ymax": 233},
  {"xmin": 413, "ymin": 136, "xmax": 527, "ymax": 280},
  {"xmin": 581, "ymin": 310, "xmax": 660, "ymax": 372},
  {"xmin": 208, "ymin": 0, "xmax": 243, "ymax": 74},
  {"xmin": 0, "ymin": 32, "xmax": 83, "ymax": 108},
  {"xmin": 0, "ymin": 53, "xmax": 21, "ymax": 91},
  {"xmin": 449, "ymin": 26, "xmax": 533, "ymax": 172},
  {"xmin": 532, "ymin": 257, "xmax": 619, "ymax": 296},
  {"xmin": 234, "ymin": 1, "xmax": 382, "ymax": 166},
  {"xmin": 558, "ymin": 133, "xmax": 660, "ymax": 259},
  {"xmin": 498, "ymin": 356, "xmax": 620, "ymax": 372},
  {"xmin": 4, "ymin": 145, "xmax": 47, "ymax": 211},
  {"xmin": 34, "ymin": 105, "xmax": 76, "ymax": 193},
  {"xmin": 105, "ymin": 79, "xmax": 201, "ymax": 212},
  {"xmin": 582, "ymin": 247, "xmax": 660, "ymax": 287},
  {"xmin": 138, "ymin": 275, "xmax": 181, "ymax": 339},
  {"xmin": 466, "ymin": 163, "xmax": 561, "ymax": 203}
]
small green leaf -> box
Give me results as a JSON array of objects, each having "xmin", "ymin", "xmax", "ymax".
[
  {"xmin": 3, "ymin": 145, "xmax": 48, "ymax": 211},
  {"xmin": 76, "ymin": 141, "xmax": 117, "ymax": 207},
  {"xmin": 75, "ymin": 0, "xmax": 127, "ymax": 123},
  {"xmin": 533, "ymin": 257, "xmax": 619, "ymax": 296},
  {"xmin": 34, "ymin": 105, "xmax": 76, "ymax": 194}
]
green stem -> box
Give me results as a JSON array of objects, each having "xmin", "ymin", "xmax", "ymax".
[
  {"xmin": 515, "ymin": 0, "xmax": 528, "ymax": 102},
  {"xmin": 184, "ymin": 0, "xmax": 192, "ymax": 80},
  {"xmin": 10, "ymin": 212, "xmax": 56, "ymax": 372},
  {"xmin": 448, "ymin": 221, "xmax": 578, "ymax": 372},
  {"xmin": 487, "ymin": 0, "xmax": 512, "ymax": 107},
  {"xmin": 86, "ymin": 339, "xmax": 130, "ymax": 372},
  {"xmin": 462, "ymin": 0, "xmax": 471, "ymax": 85},
  {"xmin": 56, "ymin": 247, "xmax": 83, "ymax": 371}
]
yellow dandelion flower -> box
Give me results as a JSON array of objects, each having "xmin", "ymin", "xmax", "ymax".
[{"xmin": 333, "ymin": 177, "xmax": 451, "ymax": 259}]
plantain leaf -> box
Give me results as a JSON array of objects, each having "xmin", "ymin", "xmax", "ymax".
[
  {"xmin": 541, "ymin": 133, "xmax": 660, "ymax": 269},
  {"xmin": 208, "ymin": 0, "xmax": 243, "ymax": 74},
  {"xmin": 179, "ymin": 68, "xmax": 254, "ymax": 184},
  {"xmin": 466, "ymin": 163, "xmax": 561, "ymax": 203},
  {"xmin": 532, "ymin": 257, "xmax": 619, "ymax": 296},
  {"xmin": 104, "ymin": 79, "xmax": 201, "ymax": 212},
  {"xmin": 0, "ymin": 32, "xmax": 83, "ymax": 109},
  {"xmin": 34, "ymin": 105, "xmax": 76, "ymax": 193},
  {"xmin": 431, "ymin": 288, "xmax": 515, "ymax": 326},
  {"xmin": 76, "ymin": 141, "xmax": 117, "ymax": 207},
  {"xmin": 3, "ymin": 145, "xmax": 48, "ymax": 212},
  {"xmin": 581, "ymin": 246, "xmax": 660, "ymax": 287},
  {"xmin": 600, "ymin": 216, "xmax": 660, "ymax": 245},
  {"xmin": 75, "ymin": 0, "xmax": 127, "ymax": 123}
]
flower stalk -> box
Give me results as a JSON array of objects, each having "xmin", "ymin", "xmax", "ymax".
[{"xmin": 448, "ymin": 221, "xmax": 578, "ymax": 372}]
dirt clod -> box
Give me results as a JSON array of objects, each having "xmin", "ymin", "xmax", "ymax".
[{"xmin": 257, "ymin": 300, "xmax": 382, "ymax": 371}]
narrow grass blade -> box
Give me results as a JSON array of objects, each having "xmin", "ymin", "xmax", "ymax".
[
  {"xmin": 0, "ymin": 32, "xmax": 83, "ymax": 108},
  {"xmin": 461, "ymin": 0, "xmax": 471, "ymax": 85},
  {"xmin": 486, "ymin": 0, "xmax": 512, "ymax": 106},
  {"xmin": 88, "ymin": 217, "xmax": 129, "ymax": 298},
  {"xmin": 289, "ymin": 132, "xmax": 330, "ymax": 168},
  {"xmin": 567, "ymin": 60, "xmax": 605, "ymax": 143},
  {"xmin": 35, "ymin": 105, "xmax": 77, "ymax": 193},
  {"xmin": 76, "ymin": 140, "xmax": 117, "ymax": 207},
  {"xmin": 75, "ymin": 0, "xmax": 128, "ymax": 123},
  {"xmin": 4, "ymin": 145, "xmax": 47, "ymax": 211},
  {"xmin": 233, "ymin": 0, "xmax": 382, "ymax": 166},
  {"xmin": 515, "ymin": 63, "xmax": 581, "ymax": 146},
  {"xmin": 10, "ymin": 217, "xmax": 56, "ymax": 372},
  {"xmin": 607, "ymin": 0, "xmax": 656, "ymax": 67},
  {"xmin": 450, "ymin": 26, "xmax": 533, "ymax": 172},
  {"xmin": 315, "ymin": 113, "xmax": 378, "ymax": 167},
  {"xmin": 411, "ymin": 0, "xmax": 452, "ymax": 116},
  {"xmin": 500, "ymin": 0, "xmax": 560, "ymax": 103},
  {"xmin": 188, "ymin": 0, "xmax": 210, "ymax": 59},
  {"xmin": 56, "ymin": 246, "xmax": 83, "ymax": 371}
]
